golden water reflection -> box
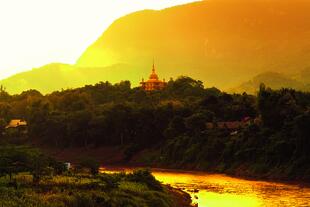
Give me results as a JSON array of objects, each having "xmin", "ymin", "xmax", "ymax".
[{"xmin": 101, "ymin": 167, "xmax": 310, "ymax": 207}]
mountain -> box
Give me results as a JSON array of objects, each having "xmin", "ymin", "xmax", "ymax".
[
  {"xmin": 0, "ymin": 63, "xmax": 136, "ymax": 94},
  {"xmin": 2, "ymin": 0, "xmax": 310, "ymax": 94},
  {"xmin": 76, "ymin": 0, "xmax": 310, "ymax": 88},
  {"xmin": 229, "ymin": 71, "xmax": 309, "ymax": 94},
  {"xmin": 230, "ymin": 67, "xmax": 310, "ymax": 94}
]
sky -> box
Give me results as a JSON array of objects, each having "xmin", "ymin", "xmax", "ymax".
[{"xmin": 0, "ymin": 0, "xmax": 196, "ymax": 79}]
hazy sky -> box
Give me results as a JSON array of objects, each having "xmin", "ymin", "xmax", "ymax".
[{"xmin": 0, "ymin": 0, "xmax": 196, "ymax": 79}]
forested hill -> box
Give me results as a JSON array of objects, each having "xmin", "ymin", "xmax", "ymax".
[
  {"xmin": 0, "ymin": 76, "xmax": 310, "ymax": 181},
  {"xmin": 2, "ymin": 0, "xmax": 310, "ymax": 94}
]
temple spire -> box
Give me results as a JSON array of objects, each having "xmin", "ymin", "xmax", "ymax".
[
  {"xmin": 152, "ymin": 58, "xmax": 155, "ymax": 73},
  {"xmin": 140, "ymin": 60, "xmax": 167, "ymax": 91}
]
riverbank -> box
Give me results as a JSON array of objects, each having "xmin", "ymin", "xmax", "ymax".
[
  {"xmin": 0, "ymin": 168, "xmax": 192, "ymax": 207},
  {"xmin": 40, "ymin": 147, "xmax": 195, "ymax": 206},
  {"xmin": 166, "ymin": 185, "xmax": 193, "ymax": 207},
  {"xmin": 42, "ymin": 146, "xmax": 310, "ymax": 186},
  {"xmin": 102, "ymin": 166, "xmax": 310, "ymax": 207}
]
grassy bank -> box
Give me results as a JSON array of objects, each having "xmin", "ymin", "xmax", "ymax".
[
  {"xmin": 0, "ymin": 145, "xmax": 192, "ymax": 207},
  {"xmin": 0, "ymin": 169, "xmax": 192, "ymax": 207}
]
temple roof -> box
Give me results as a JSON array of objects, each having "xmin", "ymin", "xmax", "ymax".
[
  {"xmin": 140, "ymin": 62, "xmax": 167, "ymax": 91},
  {"xmin": 149, "ymin": 62, "xmax": 159, "ymax": 80}
]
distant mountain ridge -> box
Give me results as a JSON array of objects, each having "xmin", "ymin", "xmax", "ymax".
[
  {"xmin": 1, "ymin": 0, "xmax": 310, "ymax": 94},
  {"xmin": 0, "ymin": 63, "xmax": 134, "ymax": 94},
  {"xmin": 229, "ymin": 71, "xmax": 310, "ymax": 94}
]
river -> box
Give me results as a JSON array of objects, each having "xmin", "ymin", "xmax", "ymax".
[{"xmin": 100, "ymin": 167, "xmax": 310, "ymax": 207}]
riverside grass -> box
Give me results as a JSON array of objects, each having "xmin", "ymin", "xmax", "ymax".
[{"xmin": 0, "ymin": 170, "xmax": 177, "ymax": 207}]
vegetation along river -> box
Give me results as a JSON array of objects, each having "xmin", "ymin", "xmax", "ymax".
[{"xmin": 101, "ymin": 167, "xmax": 310, "ymax": 207}]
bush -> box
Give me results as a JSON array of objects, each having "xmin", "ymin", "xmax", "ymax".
[
  {"xmin": 126, "ymin": 169, "xmax": 162, "ymax": 191},
  {"xmin": 78, "ymin": 157, "xmax": 100, "ymax": 175}
]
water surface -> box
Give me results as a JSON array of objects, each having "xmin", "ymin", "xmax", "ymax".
[{"xmin": 101, "ymin": 167, "xmax": 310, "ymax": 207}]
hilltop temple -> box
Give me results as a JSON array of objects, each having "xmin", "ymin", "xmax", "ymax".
[{"xmin": 140, "ymin": 62, "xmax": 167, "ymax": 91}]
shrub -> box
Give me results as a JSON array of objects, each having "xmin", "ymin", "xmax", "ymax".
[
  {"xmin": 126, "ymin": 169, "xmax": 162, "ymax": 191},
  {"xmin": 78, "ymin": 157, "xmax": 100, "ymax": 175}
]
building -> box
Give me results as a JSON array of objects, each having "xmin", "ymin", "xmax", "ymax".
[
  {"xmin": 5, "ymin": 119, "xmax": 28, "ymax": 136},
  {"xmin": 140, "ymin": 62, "xmax": 167, "ymax": 91},
  {"xmin": 206, "ymin": 117, "xmax": 253, "ymax": 130},
  {"xmin": 6, "ymin": 119, "xmax": 27, "ymax": 129}
]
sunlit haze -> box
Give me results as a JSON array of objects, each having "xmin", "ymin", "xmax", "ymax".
[{"xmin": 0, "ymin": 0, "xmax": 196, "ymax": 79}]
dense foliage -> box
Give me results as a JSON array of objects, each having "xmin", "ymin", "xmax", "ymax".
[
  {"xmin": 0, "ymin": 145, "xmax": 65, "ymax": 183},
  {"xmin": 0, "ymin": 146, "xmax": 189, "ymax": 207},
  {"xmin": 0, "ymin": 76, "xmax": 309, "ymax": 181},
  {"xmin": 0, "ymin": 168, "xmax": 181, "ymax": 207},
  {"xmin": 153, "ymin": 83, "xmax": 310, "ymax": 181}
]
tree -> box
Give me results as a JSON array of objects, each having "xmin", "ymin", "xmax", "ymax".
[
  {"xmin": 165, "ymin": 76, "xmax": 204, "ymax": 98},
  {"xmin": 164, "ymin": 116, "xmax": 186, "ymax": 138},
  {"xmin": 185, "ymin": 113, "xmax": 207, "ymax": 134},
  {"xmin": 0, "ymin": 118, "xmax": 7, "ymax": 139},
  {"xmin": 27, "ymin": 99, "xmax": 50, "ymax": 137},
  {"xmin": 0, "ymin": 146, "xmax": 53, "ymax": 183},
  {"xmin": 0, "ymin": 85, "xmax": 10, "ymax": 102},
  {"xmin": 30, "ymin": 152, "xmax": 50, "ymax": 184},
  {"xmin": 258, "ymin": 84, "xmax": 300, "ymax": 128},
  {"xmin": 0, "ymin": 103, "xmax": 11, "ymax": 121},
  {"xmin": 293, "ymin": 111, "xmax": 310, "ymax": 158},
  {"xmin": 79, "ymin": 157, "xmax": 100, "ymax": 175},
  {"xmin": 67, "ymin": 110, "xmax": 92, "ymax": 147}
]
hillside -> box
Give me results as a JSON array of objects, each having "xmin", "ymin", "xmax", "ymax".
[
  {"xmin": 230, "ymin": 71, "xmax": 310, "ymax": 94},
  {"xmin": 0, "ymin": 63, "xmax": 137, "ymax": 94},
  {"xmin": 0, "ymin": 76, "xmax": 309, "ymax": 183},
  {"xmin": 77, "ymin": 0, "xmax": 310, "ymax": 88},
  {"xmin": 1, "ymin": 0, "xmax": 310, "ymax": 94}
]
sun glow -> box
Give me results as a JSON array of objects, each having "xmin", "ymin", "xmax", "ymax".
[{"xmin": 0, "ymin": 0, "xmax": 197, "ymax": 79}]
